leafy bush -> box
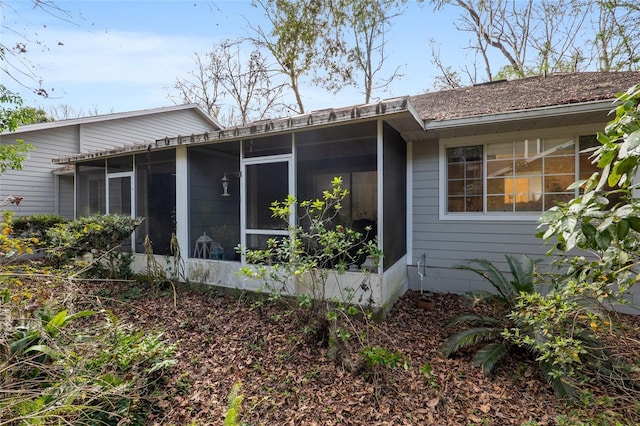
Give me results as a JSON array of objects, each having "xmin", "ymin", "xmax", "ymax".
[
  {"xmin": 360, "ymin": 346, "xmax": 407, "ymax": 392},
  {"xmin": 361, "ymin": 346, "xmax": 406, "ymax": 371},
  {"xmin": 11, "ymin": 213, "xmax": 68, "ymax": 248},
  {"xmin": 442, "ymin": 255, "xmax": 631, "ymax": 400},
  {"xmin": 0, "ymin": 211, "xmax": 37, "ymax": 263},
  {"xmin": 529, "ymin": 84, "xmax": 640, "ymax": 401},
  {"xmin": 442, "ymin": 255, "xmax": 538, "ymax": 376},
  {"xmin": 238, "ymin": 177, "xmax": 382, "ymax": 369},
  {"xmin": 44, "ymin": 214, "xmax": 143, "ymax": 275},
  {"xmin": 444, "ymin": 85, "xmax": 640, "ymax": 403},
  {"xmin": 504, "ymin": 288, "xmax": 635, "ymax": 400}
]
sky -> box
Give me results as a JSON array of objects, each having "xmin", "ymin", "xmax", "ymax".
[{"xmin": 1, "ymin": 0, "xmax": 469, "ymax": 118}]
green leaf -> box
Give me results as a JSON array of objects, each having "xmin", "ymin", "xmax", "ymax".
[
  {"xmin": 581, "ymin": 222, "xmax": 596, "ymax": 239},
  {"xmin": 614, "ymin": 156, "xmax": 637, "ymax": 176},
  {"xmin": 64, "ymin": 310, "xmax": 96, "ymax": 323},
  {"xmin": 617, "ymin": 219, "xmax": 630, "ymax": 240},
  {"xmin": 45, "ymin": 309, "xmax": 68, "ymax": 335},
  {"xmin": 628, "ymin": 217, "xmax": 640, "ymax": 232},
  {"xmin": 446, "ymin": 314, "xmax": 500, "ymax": 328},
  {"xmin": 597, "ymin": 150, "xmax": 616, "ymax": 168},
  {"xmin": 625, "ymin": 129, "xmax": 640, "ymax": 151},
  {"xmin": 596, "ymin": 132, "xmax": 611, "ymax": 144},
  {"xmin": 24, "ymin": 344, "xmax": 60, "ymax": 360},
  {"xmin": 474, "ymin": 342, "xmax": 508, "ymax": 376},
  {"xmin": 442, "ymin": 327, "xmax": 503, "ymax": 357},
  {"xmin": 539, "ymin": 360, "xmax": 577, "ymax": 401},
  {"xmin": 594, "ymin": 229, "xmax": 612, "ymax": 250},
  {"xmin": 608, "ymin": 167, "xmax": 622, "ymax": 187}
]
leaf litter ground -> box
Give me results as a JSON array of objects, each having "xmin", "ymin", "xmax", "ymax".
[{"xmin": 84, "ymin": 282, "xmax": 640, "ymax": 425}]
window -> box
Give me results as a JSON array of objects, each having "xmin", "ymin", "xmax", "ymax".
[
  {"xmin": 444, "ymin": 136, "xmax": 594, "ymax": 217},
  {"xmin": 446, "ymin": 146, "xmax": 483, "ymax": 212}
]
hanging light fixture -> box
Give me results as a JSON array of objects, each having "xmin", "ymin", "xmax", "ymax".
[
  {"xmin": 220, "ymin": 171, "xmax": 241, "ymax": 197},
  {"xmin": 221, "ymin": 173, "xmax": 230, "ymax": 197}
]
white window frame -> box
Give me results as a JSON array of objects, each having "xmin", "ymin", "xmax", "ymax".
[{"xmin": 438, "ymin": 124, "xmax": 603, "ymax": 221}]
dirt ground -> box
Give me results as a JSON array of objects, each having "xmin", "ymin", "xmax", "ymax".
[{"xmin": 88, "ymin": 283, "xmax": 640, "ymax": 426}]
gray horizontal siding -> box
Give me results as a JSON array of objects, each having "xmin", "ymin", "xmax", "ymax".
[
  {"xmin": 1, "ymin": 128, "xmax": 80, "ymax": 216},
  {"xmin": 81, "ymin": 110, "xmax": 215, "ymax": 153},
  {"xmin": 410, "ymin": 138, "xmax": 554, "ymax": 294},
  {"xmin": 58, "ymin": 175, "xmax": 74, "ymax": 219},
  {"xmin": 0, "ymin": 109, "xmax": 214, "ymax": 218}
]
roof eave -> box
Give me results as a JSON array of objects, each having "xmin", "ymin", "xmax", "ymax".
[
  {"xmin": 2, "ymin": 104, "xmax": 220, "ymax": 134},
  {"xmin": 424, "ymin": 99, "xmax": 615, "ymax": 131}
]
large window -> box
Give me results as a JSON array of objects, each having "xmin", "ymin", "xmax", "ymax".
[{"xmin": 444, "ymin": 135, "xmax": 599, "ymax": 216}]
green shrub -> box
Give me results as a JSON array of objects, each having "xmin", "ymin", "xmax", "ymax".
[
  {"xmin": 44, "ymin": 214, "xmax": 143, "ymax": 274},
  {"xmin": 11, "ymin": 214, "xmax": 68, "ymax": 247},
  {"xmin": 238, "ymin": 177, "xmax": 382, "ymax": 369},
  {"xmin": 531, "ymin": 84, "xmax": 640, "ymax": 403},
  {"xmin": 360, "ymin": 346, "xmax": 407, "ymax": 395},
  {"xmin": 442, "ymin": 255, "xmax": 538, "ymax": 376}
]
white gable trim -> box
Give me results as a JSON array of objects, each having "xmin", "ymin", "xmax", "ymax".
[{"xmin": 3, "ymin": 104, "xmax": 220, "ymax": 135}]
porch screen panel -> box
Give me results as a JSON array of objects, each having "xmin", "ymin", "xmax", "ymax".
[
  {"xmin": 296, "ymin": 121, "xmax": 378, "ymax": 268},
  {"xmin": 245, "ymin": 161, "xmax": 288, "ymax": 231},
  {"xmin": 188, "ymin": 143, "xmax": 240, "ymax": 260},
  {"xmin": 382, "ymin": 123, "xmax": 406, "ymax": 270},
  {"xmin": 108, "ymin": 175, "xmax": 133, "ymax": 251},
  {"xmin": 77, "ymin": 160, "xmax": 106, "ymax": 217},
  {"xmin": 135, "ymin": 149, "xmax": 176, "ymax": 255}
]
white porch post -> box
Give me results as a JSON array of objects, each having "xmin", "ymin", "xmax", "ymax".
[
  {"xmin": 175, "ymin": 146, "xmax": 189, "ymax": 257},
  {"xmin": 377, "ymin": 119, "xmax": 384, "ymax": 274}
]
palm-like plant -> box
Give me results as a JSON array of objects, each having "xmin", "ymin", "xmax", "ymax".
[{"xmin": 442, "ymin": 255, "xmax": 537, "ymax": 376}]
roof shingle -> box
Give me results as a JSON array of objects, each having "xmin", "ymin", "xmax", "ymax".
[{"xmin": 409, "ymin": 71, "xmax": 640, "ymax": 121}]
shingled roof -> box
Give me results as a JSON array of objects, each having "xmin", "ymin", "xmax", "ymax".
[{"xmin": 409, "ymin": 71, "xmax": 640, "ymax": 121}]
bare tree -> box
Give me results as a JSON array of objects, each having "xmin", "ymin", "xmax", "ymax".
[
  {"xmin": 334, "ymin": 0, "xmax": 405, "ymax": 103},
  {"xmin": 530, "ymin": 0, "xmax": 590, "ymax": 75},
  {"xmin": 213, "ymin": 40, "xmax": 287, "ymax": 125},
  {"xmin": 48, "ymin": 104, "xmax": 110, "ymax": 120},
  {"xmin": 442, "ymin": 0, "xmax": 534, "ymax": 79},
  {"xmin": 171, "ymin": 39, "xmax": 287, "ymax": 126},
  {"xmin": 429, "ymin": 39, "xmax": 467, "ymax": 90},
  {"xmin": 429, "ymin": 0, "xmax": 591, "ymax": 84},
  {"xmin": 171, "ymin": 52, "xmax": 222, "ymax": 119}
]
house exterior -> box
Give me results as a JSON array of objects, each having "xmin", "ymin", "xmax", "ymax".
[
  {"xmin": 408, "ymin": 72, "xmax": 640, "ymax": 299},
  {"xmin": 0, "ymin": 104, "xmax": 220, "ymax": 218},
  {"xmin": 53, "ymin": 72, "xmax": 640, "ymax": 310}
]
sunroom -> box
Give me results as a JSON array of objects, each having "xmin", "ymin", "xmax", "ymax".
[{"xmin": 56, "ymin": 98, "xmax": 424, "ymax": 311}]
